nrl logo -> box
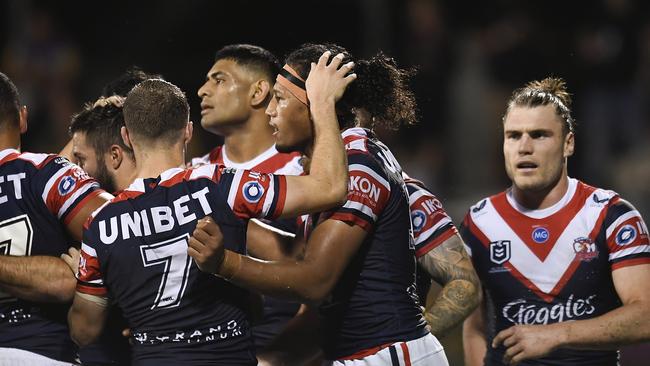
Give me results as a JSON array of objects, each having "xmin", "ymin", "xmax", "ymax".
[{"xmin": 490, "ymin": 240, "xmax": 511, "ymax": 265}]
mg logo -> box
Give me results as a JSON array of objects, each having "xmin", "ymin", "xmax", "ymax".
[
  {"xmin": 490, "ymin": 240, "xmax": 511, "ymax": 265},
  {"xmin": 532, "ymin": 227, "xmax": 549, "ymax": 243}
]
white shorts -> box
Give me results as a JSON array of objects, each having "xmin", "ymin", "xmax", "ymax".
[
  {"xmin": 0, "ymin": 348, "xmax": 77, "ymax": 366},
  {"xmin": 324, "ymin": 333, "xmax": 449, "ymax": 366}
]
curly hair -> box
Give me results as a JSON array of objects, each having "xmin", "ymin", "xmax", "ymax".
[
  {"xmin": 285, "ymin": 43, "xmax": 417, "ymax": 130},
  {"xmin": 505, "ymin": 77, "xmax": 575, "ymax": 135}
]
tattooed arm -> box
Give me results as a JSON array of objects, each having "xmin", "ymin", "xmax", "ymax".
[{"xmin": 418, "ymin": 234, "xmax": 480, "ymax": 338}]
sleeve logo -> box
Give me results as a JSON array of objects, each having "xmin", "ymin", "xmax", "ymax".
[
  {"xmin": 411, "ymin": 209, "xmax": 427, "ymax": 232},
  {"xmin": 242, "ymin": 181, "xmax": 264, "ymax": 203},
  {"xmin": 615, "ymin": 225, "xmax": 637, "ymax": 246},
  {"xmin": 58, "ymin": 176, "xmax": 76, "ymax": 196}
]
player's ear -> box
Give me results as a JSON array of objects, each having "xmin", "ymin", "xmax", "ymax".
[
  {"xmin": 184, "ymin": 121, "xmax": 193, "ymax": 145},
  {"xmin": 108, "ymin": 145, "xmax": 123, "ymax": 170},
  {"xmin": 563, "ymin": 131, "xmax": 575, "ymax": 158},
  {"xmin": 19, "ymin": 105, "xmax": 28, "ymax": 134},
  {"xmin": 120, "ymin": 126, "xmax": 133, "ymax": 149},
  {"xmin": 250, "ymin": 79, "xmax": 271, "ymax": 108}
]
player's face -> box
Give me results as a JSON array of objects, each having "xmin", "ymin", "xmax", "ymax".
[
  {"xmin": 71, "ymin": 131, "xmax": 117, "ymax": 193},
  {"xmin": 503, "ymin": 105, "xmax": 574, "ymax": 193},
  {"xmin": 72, "ymin": 131, "xmax": 99, "ymax": 177},
  {"xmin": 197, "ymin": 59, "xmax": 255, "ymax": 134},
  {"xmin": 266, "ymin": 83, "xmax": 311, "ymax": 153}
]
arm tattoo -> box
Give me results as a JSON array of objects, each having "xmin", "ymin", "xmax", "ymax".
[{"xmin": 418, "ymin": 235, "xmax": 480, "ymax": 338}]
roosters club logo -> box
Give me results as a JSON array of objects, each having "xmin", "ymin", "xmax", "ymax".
[{"xmin": 572, "ymin": 237, "xmax": 598, "ymax": 262}]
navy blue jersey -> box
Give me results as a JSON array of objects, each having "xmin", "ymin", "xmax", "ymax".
[
  {"xmin": 0, "ymin": 148, "xmax": 102, "ymax": 362},
  {"xmin": 189, "ymin": 144, "xmax": 304, "ymax": 351},
  {"xmin": 77, "ymin": 164, "xmax": 287, "ymax": 365},
  {"xmin": 302, "ymin": 128, "xmax": 427, "ymax": 360},
  {"xmin": 461, "ymin": 178, "xmax": 650, "ymax": 366}
]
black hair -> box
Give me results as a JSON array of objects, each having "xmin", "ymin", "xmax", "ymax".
[
  {"xmin": 0, "ymin": 72, "xmax": 21, "ymax": 130},
  {"xmin": 285, "ymin": 43, "xmax": 418, "ymax": 130},
  {"xmin": 101, "ymin": 66, "xmax": 163, "ymax": 97},
  {"xmin": 214, "ymin": 44, "xmax": 281, "ymax": 82},
  {"xmin": 123, "ymin": 79, "xmax": 189, "ymax": 144}
]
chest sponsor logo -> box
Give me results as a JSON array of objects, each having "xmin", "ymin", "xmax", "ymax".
[
  {"xmin": 490, "ymin": 240, "xmax": 511, "ymax": 265},
  {"xmin": 531, "ymin": 227, "xmax": 549, "ymax": 243},
  {"xmin": 502, "ymin": 294, "xmax": 596, "ymax": 325},
  {"xmin": 573, "ymin": 237, "xmax": 598, "ymax": 262},
  {"xmin": 615, "ymin": 225, "xmax": 637, "ymax": 246}
]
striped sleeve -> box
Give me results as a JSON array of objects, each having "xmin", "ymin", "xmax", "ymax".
[
  {"xmin": 215, "ymin": 165, "xmax": 287, "ymax": 220},
  {"xmin": 604, "ymin": 198, "xmax": 650, "ymax": 270},
  {"xmin": 37, "ymin": 156, "xmax": 102, "ymax": 224},
  {"xmin": 76, "ymin": 241, "xmax": 108, "ymax": 297},
  {"xmin": 327, "ymin": 155, "xmax": 391, "ymax": 232},
  {"xmin": 406, "ymin": 180, "xmax": 459, "ymax": 257}
]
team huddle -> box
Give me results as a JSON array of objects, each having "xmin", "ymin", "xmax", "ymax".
[{"xmin": 0, "ymin": 42, "xmax": 648, "ymax": 366}]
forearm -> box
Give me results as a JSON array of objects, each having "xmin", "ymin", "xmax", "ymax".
[
  {"xmin": 463, "ymin": 329, "xmax": 487, "ymax": 366},
  {"xmin": 220, "ymin": 250, "xmax": 327, "ymax": 304},
  {"xmin": 246, "ymin": 219, "xmax": 301, "ymax": 262},
  {"xmin": 425, "ymin": 278, "xmax": 480, "ymax": 337},
  {"xmin": 463, "ymin": 305, "xmax": 488, "ymax": 366},
  {"xmin": 68, "ymin": 293, "xmax": 108, "ymax": 347},
  {"xmin": 0, "ymin": 255, "xmax": 76, "ymax": 302},
  {"xmin": 557, "ymin": 301, "xmax": 650, "ymax": 350},
  {"xmin": 307, "ymin": 102, "xmax": 348, "ymax": 208}
]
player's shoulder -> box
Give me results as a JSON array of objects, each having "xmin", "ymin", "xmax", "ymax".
[
  {"xmin": 0, "ymin": 148, "xmax": 60, "ymax": 170},
  {"xmin": 342, "ymin": 127, "xmax": 375, "ymax": 158},
  {"xmin": 464, "ymin": 190, "xmax": 506, "ymax": 224}
]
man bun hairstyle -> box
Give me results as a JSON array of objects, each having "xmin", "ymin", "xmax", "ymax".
[{"xmin": 506, "ymin": 76, "xmax": 575, "ymax": 135}]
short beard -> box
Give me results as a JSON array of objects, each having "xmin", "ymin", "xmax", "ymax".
[{"xmin": 94, "ymin": 157, "xmax": 118, "ymax": 194}]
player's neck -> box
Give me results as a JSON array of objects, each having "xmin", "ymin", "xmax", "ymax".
[
  {"xmin": 133, "ymin": 145, "xmax": 185, "ymax": 179},
  {"xmin": 512, "ymin": 172, "xmax": 570, "ymax": 210},
  {"xmin": 114, "ymin": 162, "xmax": 138, "ymax": 192},
  {"xmin": 222, "ymin": 114, "xmax": 276, "ymax": 163},
  {"xmin": 0, "ymin": 130, "xmax": 21, "ymax": 151}
]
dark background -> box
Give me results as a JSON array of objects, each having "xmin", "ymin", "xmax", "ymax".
[{"xmin": 1, "ymin": 0, "xmax": 649, "ymax": 364}]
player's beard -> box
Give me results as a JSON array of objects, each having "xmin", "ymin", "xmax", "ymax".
[{"xmin": 94, "ymin": 158, "xmax": 118, "ymax": 194}]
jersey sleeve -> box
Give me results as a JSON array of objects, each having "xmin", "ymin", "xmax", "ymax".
[
  {"xmin": 36, "ymin": 156, "xmax": 103, "ymax": 225},
  {"xmin": 213, "ymin": 165, "xmax": 288, "ymax": 220},
  {"xmin": 406, "ymin": 181, "xmax": 459, "ymax": 258},
  {"xmin": 604, "ymin": 198, "xmax": 650, "ymax": 270},
  {"xmin": 325, "ymin": 154, "xmax": 391, "ymax": 232},
  {"xmin": 76, "ymin": 239, "xmax": 108, "ymax": 298}
]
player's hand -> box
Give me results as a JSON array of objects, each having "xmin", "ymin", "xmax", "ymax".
[
  {"xmin": 492, "ymin": 324, "xmax": 564, "ymax": 365},
  {"xmin": 61, "ymin": 247, "xmax": 80, "ymax": 276},
  {"xmin": 93, "ymin": 95, "xmax": 124, "ymax": 108},
  {"xmin": 305, "ymin": 51, "xmax": 356, "ymax": 107},
  {"xmin": 188, "ymin": 216, "xmax": 225, "ymax": 274}
]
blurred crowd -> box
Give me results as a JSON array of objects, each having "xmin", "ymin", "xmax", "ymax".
[{"xmin": 1, "ymin": 1, "xmax": 648, "ymax": 363}]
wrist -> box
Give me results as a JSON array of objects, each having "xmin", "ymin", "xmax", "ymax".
[
  {"xmin": 309, "ymin": 99, "xmax": 336, "ymax": 116},
  {"xmin": 551, "ymin": 322, "xmax": 571, "ymax": 349},
  {"xmin": 217, "ymin": 250, "xmax": 242, "ymax": 280}
]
